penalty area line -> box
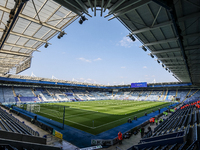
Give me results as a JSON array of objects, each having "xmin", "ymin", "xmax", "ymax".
[{"xmin": 38, "ymin": 111, "xmax": 94, "ymax": 129}]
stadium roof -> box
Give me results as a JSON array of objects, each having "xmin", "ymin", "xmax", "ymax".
[
  {"xmin": 0, "ymin": 0, "xmax": 200, "ymax": 86},
  {"xmin": 52, "ymin": 0, "xmax": 200, "ymax": 85},
  {"xmin": 0, "ymin": 0, "xmax": 78, "ymax": 75}
]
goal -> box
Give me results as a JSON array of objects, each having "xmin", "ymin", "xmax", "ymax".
[
  {"xmin": 27, "ymin": 104, "xmax": 40, "ymax": 113},
  {"xmin": 16, "ymin": 102, "xmax": 23, "ymax": 108}
]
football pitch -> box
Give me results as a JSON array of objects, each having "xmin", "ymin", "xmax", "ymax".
[{"xmin": 34, "ymin": 100, "xmax": 170, "ymax": 135}]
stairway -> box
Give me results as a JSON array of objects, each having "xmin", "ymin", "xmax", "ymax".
[
  {"xmin": 182, "ymin": 89, "xmax": 192, "ymax": 102},
  {"xmin": 137, "ymin": 90, "xmax": 143, "ymax": 100},
  {"xmin": 158, "ymin": 90, "xmax": 164, "ymax": 101},
  {"xmin": 46, "ymin": 88, "xmax": 57, "ymax": 101},
  {"xmin": 163, "ymin": 89, "xmax": 168, "ymax": 101},
  {"xmin": 12, "ymin": 87, "xmax": 21, "ymax": 102},
  {"xmin": 31, "ymin": 88, "xmax": 37, "ymax": 97},
  {"xmin": 145, "ymin": 90, "xmax": 152, "ymax": 100}
]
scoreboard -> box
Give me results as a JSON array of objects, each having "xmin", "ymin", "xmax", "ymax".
[{"xmin": 131, "ymin": 82, "xmax": 147, "ymax": 88}]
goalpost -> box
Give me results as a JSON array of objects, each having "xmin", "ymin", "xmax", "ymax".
[
  {"xmin": 16, "ymin": 102, "xmax": 23, "ymax": 108},
  {"xmin": 27, "ymin": 104, "xmax": 40, "ymax": 113}
]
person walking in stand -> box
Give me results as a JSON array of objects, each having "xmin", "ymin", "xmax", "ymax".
[
  {"xmin": 158, "ymin": 108, "xmax": 161, "ymax": 114},
  {"xmin": 155, "ymin": 118, "xmax": 158, "ymax": 125},
  {"xmin": 118, "ymin": 131, "xmax": 123, "ymax": 145},
  {"xmin": 140, "ymin": 127, "xmax": 145, "ymax": 138},
  {"xmin": 9, "ymin": 107, "xmax": 12, "ymax": 113},
  {"xmin": 148, "ymin": 126, "xmax": 152, "ymax": 136}
]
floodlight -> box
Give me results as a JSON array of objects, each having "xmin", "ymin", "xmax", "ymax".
[
  {"xmin": 168, "ymin": 70, "xmax": 170, "ymax": 73},
  {"xmin": 81, "ymin": 16, "xmax": 86, "ymax": 21},
  {"xmin": 162, "ymin": 64, "xmax": 164, "ymax": 68},
  {"xmin": 44, "ymin": 43, "xmax": 49, "ymax": 48},
  {"xmin": 142, "ymin": 46, "xmax": 147, "ymax": 51},
  {"xmin": 79, "ymin": 15, "xmax": 87, "ymax": 24},
  {"xmin": 165, "ymin": 68, "xmax": 168, "ymax": 71},
  {"xmin": 128, "ymin": 34, "xmax": 136, "ymax": 42},
  {"xmin": 79, "ymin": 19, "xmax": 83, "ymax": 24},
  {"xmin": 157, "ymin": 60, "xmax": 160, "ymax": 63},
  {"xmin": 150, "ymin": 53, "xmax": 154, "ymax": 58},
  {"xmin": 57, "ymin": 31, "xmax": 65, "ymax": 39}
]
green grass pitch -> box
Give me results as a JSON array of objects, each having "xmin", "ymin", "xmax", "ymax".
[{"xmin": 34, "ymin": 100, "xmax": 170, "ymax": 135}]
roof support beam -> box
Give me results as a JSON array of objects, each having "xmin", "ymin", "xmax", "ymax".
[
  {"xmin": 0, "ymin": 5, "xmax": 62, "ymax": 32},
  {"xmin": 94, "ymin": 0, "xmax": 96, "ymax": 16},
  {"xmin": 151, "ymin": 48, "xmax": 180, "ymax": 54},
  {"xmin": 170, "ymin": 68, "xmax": 186, "ymax": 71},
  {"xmin": 184, "ymin": 0, "xmax": 200, "ymax": 9},
  {"xmin": 62, "ymin": 0, "xmax": 86, "ymax": 12},
  {"xmin": 0, "ymin": 28, "xmax": 46, "ymax": 43},
  {"xmin": 0, "ymin": 49, "xmax": 30, "ymax": 57},
  {"xmin": 151, "ymin": 44, "xmax": 200, "ymax": 55},
  {"xmin": 166, "ymin": 64, "xmax": 185, "ymax": 67},
  {"xmin": 164, "ymin": 62, "xmax": 185, "ymax": 65},
  {"xmin": 0, "ymin": 63, "xmax": 16, "ymax": 67},
  {"xmin": 188, "ymin": 63, "xmax": 200, "ymax": 67},
  {"xmin": 151, "ymin": 6, "xmax": 162, "ymax": 27},
  {"xmin": 129, "ymin": 11, "xmax": 200, "ymax": 35},
  {"xmin": 0, "ymin": 56, "xmax": 24, "ymax": 61},
  {"xmin": 4, "ymin": 43, "xmax": 38, "ymax": 51},
  {"xmin": 172, "ymin": 72, "xmax": 188, "ymax": 75},
  {"xmin": 104, "ymin": 0, "xmax": 112, "ymax": 12},
  {"xmin": 0, "ymin": 1, "xmax": 27, "ymax": 50},
  {"xmin": 167, "ymin": 66, "xmax": 186, "ymax": 69},
  {"xmin": 178, "ymin": 12, "xmax": 200, "ymax": 22},
  {"xmin": 74, "ymin": 0, "xmax": 88, "ymax": 13},
  {"xmin": 131, "ymin": 21, "xmax": 172, "ymax": 34},
  {"xmin": 144, "ymin": 37, "xmax": 177, "ymax": 46},
  {"xmin": 152, "ymin": 0, "xmax": 192, "ymax": 83},
  {"xmin": 170, "ymin": 12, "xmax": 192, "ymax": 83},
  {"xmin": 87, "ymin": 0, "xmax": 93, "ymax": 11},
  {"xmin": 158, "ymin": 56, "xmax": 183, "ymax": 60},
  {"xmin": 185, "ymin": 45, "xmax": 200, "ymax": 50},
  {"xmin": 112, "ymin": 0, "xmax": 142, "ymax": 13},
  {"xmin": 106, "ymin": 0, "xmax": 126, "ymax": 16},
  {"xmin": 100, "ymin": 0, "xmax": 104, "ymax": 17},
  {"xmin": 107, "ymin": 0, "xmax": 151, "ymax": 20},
  {"xmin": 53, "ymin": 0, "xmax": 82, "ymax": 16},
  {"xmin": 183, "ymin": 33, "xmax": 200, "ymax": 39}
]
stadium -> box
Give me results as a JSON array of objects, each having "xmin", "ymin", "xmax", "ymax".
[{"xmin": 0, "ymin": 0, "xmax": 200, "ymax": 150}]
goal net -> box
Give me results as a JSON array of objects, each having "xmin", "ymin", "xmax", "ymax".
[
  {"xmin": 16, "ymin": 102, "xmax": 23, "ymax": 108},
  {"xmin": 27, "ymin": 104, "xmax": 40, "ymax": 113}
]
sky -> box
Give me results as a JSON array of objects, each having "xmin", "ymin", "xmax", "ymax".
[{"xmin": 20, "ymin": 10, "xmax": 177, "ymax": 85}]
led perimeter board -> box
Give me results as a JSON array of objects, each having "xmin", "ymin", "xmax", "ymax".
[{"xmin": 131, "ymin": 82, "xmax": 147, "ymax": 88}]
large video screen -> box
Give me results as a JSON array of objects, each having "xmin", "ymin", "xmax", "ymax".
[{"xmin": 131, "ymin": 82, "xmax": 147, "ymax": 88}]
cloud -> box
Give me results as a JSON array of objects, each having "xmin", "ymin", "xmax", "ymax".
[
  {"xmin": 152, "ymin": 75, "xmax": 155, "ymax": 77},
  {"xmin": 77, "ymin": 57, "xmax": 91, "ymax": 63},
  {"xmin": 120, "ymin": 76, "xmax": 127, "ymax": 79},
  {"xmin": 121, "ymin": 66, "xmax": 126, "ymax": 69},
  {"xmin": 143, "ymin": 66, "xmax": 147, "ymax": 69},
  {"xmin": 119, "ymin": 37, "xmax": 133, "ymax": 48},
  {"xmin": 87, "ymin": 78, "xmax": 92, "ymax": 81},
  {"xmin": 79, "ymin": 78, "xmax": 84, "ymax": 80},
  {"xmin": 94, "ymin": 58, "xmax": 102, "ymax": 61},
  {"xmin": 77, "ymin": 57, "xmax": 102, "ymax": 63},
  {"xmin": 145, "ymin": 75, "xmax": 148, "ymax": 77}
]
